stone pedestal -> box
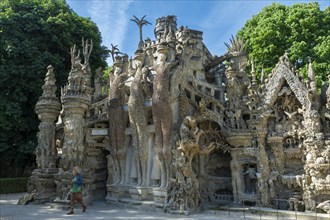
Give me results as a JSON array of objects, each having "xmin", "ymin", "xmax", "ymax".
[
  {"xmin": 28, "ymin": 168, "xmax": 59, "ymax": 203},
  {"xmin": 106, "ymin": 185, "xmax": 131, "ymax": 201},
  {"xmin": 153, "ymin": 188, "xmax": 167, "ymax": 203},
  {"xmin": 129, "ymin": 187, "xmax": 153, "ymax": 201}
]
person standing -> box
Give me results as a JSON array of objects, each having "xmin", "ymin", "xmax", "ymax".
[{"xmin": 67, "ymin": 166, "xmax": 87, "ymax": 215}]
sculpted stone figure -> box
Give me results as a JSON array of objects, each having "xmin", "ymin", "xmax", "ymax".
[
  {"xmin": 151, "ymin": 43, "xmax": 178, "ymax": 188},
  {"xmin": 166, "ymin": 120, "xmax": 214, "ymax": 214},
  {"xmin": 128, "ymin": 52, "xmax": 149, "ymax": 186},
  {"xmin": 108, "ymin": 56, "xmax": 127, "ymax": 185},
  {"xmin": 231, "ymin": 151, "xmax": 243, "ymax": 203},
  {"xmin": 179, "ymin": 116, "xmax": 199, "ymax": 142},
  {"xmin": 243, "ymin": 165, "xmax": 257, "ymax": 194}
]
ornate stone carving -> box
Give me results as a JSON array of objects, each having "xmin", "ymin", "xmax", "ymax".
[
  {"xmin": 151, "ymin": 43, "xmax": 178, "ymax": 188},
  {"xmin": 108, "ymin": 54, "xmax": 127, "ymax": 185},
  {"xmin": 127, "ymin": 51, "xmax": 149, "ymax": 186},
  {"xmin": 28, "ymin": 16, "xmax": 329, "ymax": 215}
]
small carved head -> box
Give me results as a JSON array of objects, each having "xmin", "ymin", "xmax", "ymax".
[
  {"xmin": 134, "ymin": 52, "xmax": 145, "ymax": 67},
  {"xmin": 184, "ymin": 116, "xmax": 197, "ymax": 129}
]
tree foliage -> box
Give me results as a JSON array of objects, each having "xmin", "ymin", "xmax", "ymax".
[
  {"xmin": 0, "ymin": 0, "xmax": 109, "ymax": 177},
  {"xmin": 238, "ymin": 2, "xmax": 330, "ymax": 85}
]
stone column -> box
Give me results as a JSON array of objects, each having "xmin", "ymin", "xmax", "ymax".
[
  {"xmin": 256, "ymin": 133, "xmax": 271, "ymax": 206},
  {"xmin": 54, "ymin": 41, "xmax": 94, "ymax": 204},
  {"xmin": 25, "ymin": 65, "xmax": 61, "ymax": 203},
  {"xmin": 35, "ymin": 65, "xmax": 61, "ymax": 169},
  {"xmin": 61, "ymin": 41, "xmax": 93, "ymax": 165},
  {"xmin": 230, "ymin": 149, "xmax": 243, "ymax": 203}
]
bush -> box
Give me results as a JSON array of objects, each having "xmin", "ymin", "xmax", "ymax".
[{"xmin": 0, "ymin": 177, "xmax": 28, "ymax": 194}]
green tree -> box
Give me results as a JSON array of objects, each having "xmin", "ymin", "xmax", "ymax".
[
  {"xmin": 238, "ymin": 2, "xmax": 330, "ymax": 85},
  {"xmin": 0, "ymin": 0, "xmax": 109, "ymax": 177}
]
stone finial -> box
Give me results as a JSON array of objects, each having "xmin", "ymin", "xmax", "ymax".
[
  {"xmin": 82, "ymin": 38, "xmax": 93, "ymax": 65},
  {"xmin": 165, "ymin": 24, "xmax": 175, "ymax": 43},
  {"xmin": 41, "ymin": 65, "xmax": 57, "ymax": 98},
  {"xmin": 260, "ymin": 65, "xmax": 265, "ymax": 84},
  {"xmin": 308, "ymin": 58, "xmax": 315, "ymax": 82},
  {"xmin": 279, "ymin": 51, "xmax": 290, "ymax": 64},
  {"xmin": 326, "ymin": 75, "xmax": 330, "ymax": 108},
  {"xmin": 250, "ymin": 60, "xmax": 257, "ymax": 85},
  {"xmin": 45, "ymin": 65, "xmax": 55, "ymax": 84}
]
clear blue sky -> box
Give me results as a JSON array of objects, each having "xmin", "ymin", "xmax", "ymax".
[{"xmin": 66, "ymin": 0, "xmax": 329, "ymax": 65}]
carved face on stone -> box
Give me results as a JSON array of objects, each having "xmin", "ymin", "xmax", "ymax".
[
  {"xmin": 135, "ymin": 59, "xmax": 143, "ymax": 68},
  {"xmin": 158, "ymin": 53, "xmax": 167, "ymax": 63},
  {"xmin": 114, "ymin": 66, "xmax": 123, "ymax": 75}
]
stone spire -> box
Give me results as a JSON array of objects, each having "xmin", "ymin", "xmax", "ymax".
[
  {"xmin": 260, "ymin": 65, "xmax": 265, "ymax": 84},
  {"xmin": 25, "ymin": 65, "xmax": 62, "ymax": 203},
  {"xmin": 308, "ymin": 58, "xmax": 315, "ymax": 83},
  {"xmin": 251, "ymin": 60, "xmax": 257, "ymax": 85},
  {"xmin": 35, "ymin": 65, "xmax": 61, "ymax": 169},
  {"xmin": 326, "ymin": 75, "xmax": 330, "ymax": 109},
  {"xmin": 41, "ymin": 65, "xmax": 57, "ymax": 98}
]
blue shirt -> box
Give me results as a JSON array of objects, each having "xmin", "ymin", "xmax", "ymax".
[{"xmin": 70, "ymin": 173, "xmax": 83, "ymax": 193}]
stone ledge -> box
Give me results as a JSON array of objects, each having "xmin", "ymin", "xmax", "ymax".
[{"xmin": 107, "ymin": 198, "xmax": 164, "ymax": 212}]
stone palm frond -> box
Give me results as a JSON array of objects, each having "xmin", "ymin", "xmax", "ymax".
[
  {"xmin": 131, "ymin": 15, "xmax": 151, "ymax": 47},
  {"xmin": 130, "ymin": 15, "xmax": 151, "ymax": 28},
  {"xmin": 82, "ymin": 38, "xmax": 93, "ymax": 64},
  {"xmin": 225, "ymin": 35, "xmax": 246, "ymax": 54},
  {"xmin": 110, "ymin": 44, "xmax": 123, "ymax": 62}
]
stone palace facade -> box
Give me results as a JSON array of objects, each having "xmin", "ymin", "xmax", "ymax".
[{"xmin": 25, "ymin": 16, "xmax": 330, "ymax": 214}]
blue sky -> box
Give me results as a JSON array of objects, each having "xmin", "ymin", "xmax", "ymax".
[{"xmin": 66, "ymin": 0, "xmax": 329, "ymax": 65}]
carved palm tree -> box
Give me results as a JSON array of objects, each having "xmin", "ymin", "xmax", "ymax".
[
  {"xmin": 225, "ymin": 35, "xmax": 246, "ymax": 54},
  {"xmin": 130, "ymin": 15, "xmax": 151, "ymax": 48},
  {"xmin": 110, "ymin": 44, "xmax": 122, "ymax": 62}
]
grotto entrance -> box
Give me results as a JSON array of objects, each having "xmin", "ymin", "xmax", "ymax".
[{"xmin": 195, "ymin": 120, "xmax": 233, "ymax": 204}]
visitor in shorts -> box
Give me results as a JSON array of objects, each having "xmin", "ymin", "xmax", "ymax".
[{"xmin": 67, "ymin": 166, "xmax": 87, "ymax": 215}]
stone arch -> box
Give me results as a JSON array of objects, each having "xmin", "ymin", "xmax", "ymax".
[
  {"xmin": 263, "ymin": 64, "xmax": 310, "ymax": 109},
  {"xmin": 194, "ymin": 120, "xmax": 233, "ymax": 203}
]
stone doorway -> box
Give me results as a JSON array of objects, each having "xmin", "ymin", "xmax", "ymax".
[
  {"xmin": 91, "ymin": 148, "xmax": 109, "ymax": 201},
  {"xmin": 199, "ymin": 150, "xmax": 233, "ymax": 203},
  {"xmin": 242, "ymin": 164, "xmax": 257, "ymax": 195}
]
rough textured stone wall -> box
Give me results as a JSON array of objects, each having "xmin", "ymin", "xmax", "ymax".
[{"xmin": 26, "ymin": 16, "xmax": 330, "ymax": 215}]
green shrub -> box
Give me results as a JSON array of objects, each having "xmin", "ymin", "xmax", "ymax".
[{"xmin": 0, "ymin": 177, "xmax": 28, "ymax": 194}]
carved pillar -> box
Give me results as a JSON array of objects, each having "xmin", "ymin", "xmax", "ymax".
[
  {"xmin": 61, "ymin": 41, "xmax": 93, "ymax": 164},
  {"xmin": 61, "ymin": 100, "xmax": 89, "ymax": 162},
  {"xmin": 256, "ymin": 133, "xmax": 271, "ymax": 205},
  {"xmin": 55, "ymin": 41, "xmax": 94, "ymax": 203},
  {"xmin": 35, "ymin": 65, "xmax": 61, "ymax": 169},
  {"xmin": 27, "ymin": 65, "xmax": 61, "ymax": 202},
  {"xmin": 230, "ymin": 149, "xmax": 243, "ymax": 203}
]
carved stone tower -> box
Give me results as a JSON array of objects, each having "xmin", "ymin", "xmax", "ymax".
[
  {"xmin": 61, "ymin": 41, "xmax": 93, "ymax": 164},
  {"xmin": 27, "ymin": 65, "xmax": 61, "ymax": 202}
]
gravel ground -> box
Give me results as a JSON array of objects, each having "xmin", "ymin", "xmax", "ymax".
[{"xmin": 0, "ymin": 193, "xmax": 328, "ymax": 220}]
